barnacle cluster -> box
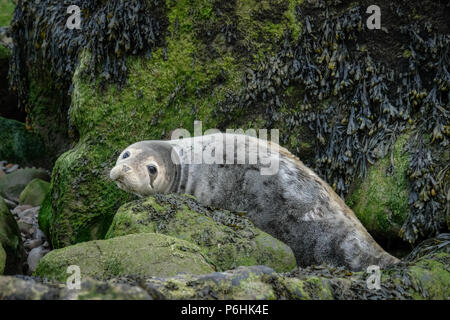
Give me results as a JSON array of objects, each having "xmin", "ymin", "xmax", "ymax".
[
  {"xmin": 9, "ymin": 0, "xmax": 168, "ymax": 106},
  {"xmin": 214, "ymin": 0, "xmax": 449, "ymax": 244}
]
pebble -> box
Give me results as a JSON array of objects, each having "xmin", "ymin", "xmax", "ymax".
[
  {"xmin": 5, "ymin": 164, "xmax": 19, "ymax": 173},
  {"xmin": 18, "ymin": 219, "xmax": 34, "ymax": 234},
  {"xmin": 18, "ymin": 206, "xmax": 40, "ymax": 220},
  {"xmin": 12, "ymin": 205, "xmax": 34, "ymax": 217},
  {"xmin": 3, "ymin": 198, "xmax": 17, "ymax": 209},
  {"xmin": 5, "ymin": 163, "xmax": 14, "ymax": 169},
  {"xmin": 24, "ymin": 238, "xmax": 43, "ymax": 250},
  {"xmin": 27, "ymin": 247, "xmax": 50, "ymax": 273}
]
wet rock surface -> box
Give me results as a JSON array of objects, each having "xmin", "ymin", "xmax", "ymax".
[
  {"xmin": 35, "ymin": 233, "xmax": 216, "ymax": 281},
  {"xmin": 105, "ymin": 194, "xmax": 297, "ymax": 272},
  {"xmin": 0, "ymin": 234, "xmax": 448, "ymax": 300}
]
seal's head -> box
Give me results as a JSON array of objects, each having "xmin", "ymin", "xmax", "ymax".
[{"xmin": 110, "ymin": 141, "xmax": 180, "ymax": 197}]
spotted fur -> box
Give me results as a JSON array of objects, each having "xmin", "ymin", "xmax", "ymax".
[{"xmin": 111, "ymin": 133, "xmax": 399, "ymax": 270}]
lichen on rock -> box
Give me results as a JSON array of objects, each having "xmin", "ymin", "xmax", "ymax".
[
  {"xmin": 347, "ymin": 134, "xmax": 410, "ymax": 242},
  {"xmin": 106, "ymin": 194, "xmax": 297, "ymax": 272},
  {"xmin": 19, "ymin": 178, "xmax": 50, "ymax": 207},
  {"xmin": 0, "ymin": 167, "xmax": 49, "ymax": 203},
  {"xmin": 34, "ymin": 232, "xmax": 215, "ymax": 282}
]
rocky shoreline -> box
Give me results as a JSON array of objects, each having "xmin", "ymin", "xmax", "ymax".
[
  {"xmin": 0, "ymin": 161, "xmax": 51, "ymax": 274},
  {"xmin": 0, "ymin": 162, "xmax": 448, "ymax": 300}
]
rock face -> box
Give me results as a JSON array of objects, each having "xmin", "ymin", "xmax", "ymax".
[
  {"xmin": 0, "ymin": 197, "xmax": 25, "ymax": 274},
  {"xmin": 0, "ymin": 168, "xmax": 49, "ymax": 203},
  {"xmin": 19, "ymin": 178, "xmax": 50, "ymax": 207},
  {"xmin": 0, "ymin": 117, "xmax": 46, "ymax": 167},
  {"xmin": 35, "ymin": 233, "xmax": 215, "ymax": 281},
  {"xmin": 347, "ymin": 135, "xmax": 410, "ymax": 242},
  {"xmin": 106, "ymin": 194, "xmax": 296, "ymax": 272}
]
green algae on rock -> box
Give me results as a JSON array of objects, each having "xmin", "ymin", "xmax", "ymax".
[
  {"xmin": 34, "ymin": 232, "xmax": 215, "ymax": 282},
  {"xmin": 0, "ymin": 196, "xmax": 24, "ymax": 274},
  {"xmin": 138, "ymin": 235, "xmax": 450, "ymax": 300},
  {"xmin": 0, "ymin": 0, "xmax": 14, "ymax": 27},
  {"xmin": 0, "ymin": 117, "xmax": 46, "ymax": 167},
  {"xmin": 106, "ymin": 194, "xmax": 297, "ymax": 273},
  {"xmin": 0, "ymin": 167, "xmax": 49, "ymax": 202},
  {"xmin": 347, "ymin": 134, "xmax": 410, "ymax": 242},
  {"xmin": 0, "ymin": 243, "xmax": 6, "ymax": 275},
  {"xmin": 19, "ymin": 178, "xmax": 50, "ymax": 207}
]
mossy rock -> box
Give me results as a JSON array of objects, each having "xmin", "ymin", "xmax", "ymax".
[
  {"xmin": 0, "ymin": 197, "xmax": 24, "ymax": 274},
  {"xmin": 26, "ymin": 76, "xmax": 72, "ymax": 165},
  {"xmin": 106, "ymin": 194, "xmax": 297, "ymax": 272},
  {"xmin": 0, "ymin": 244, "xmax": 5, "ymax": 275},
  {"xmin": 34, "ymin": 232, "xmax": 215, "ymax": 282},
  {"xmin": 4, "ymin": 235, "xmax": 450, "ymax": 300},
  {"xmin": 0, "ymin": 117, "xmax": 46, "ymax": 167},
  {"xmin": 142, "ymin": 236, "xmax": 450, "ymax": 300},
  {"xmin": 0, "ymin": 167, "xmax": 49, "ymax": 202},
  {"xmin": 347, "ymin": 134, "xmax": 410, "ymax": 242},
  {"xmin": 18, "ymin": 178, "xmax": 50, "ymax": 207}
]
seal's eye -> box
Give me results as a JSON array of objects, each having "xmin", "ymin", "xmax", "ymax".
[
  {"xmin": 147, "ymin": 165, "xmax": 157, "ymax": 175},
  {"xmin": 122, "ymin": 151, "xmax": 130, "ymax": 159}
]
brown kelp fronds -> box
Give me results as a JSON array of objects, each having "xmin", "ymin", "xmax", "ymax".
[
  {"xmin": 9, "ymin": 0, "xmax": 168, "ymax": 106},
  {"xmin": 214, "ymin": 0, "xmax": 449, "ymax": 244}
]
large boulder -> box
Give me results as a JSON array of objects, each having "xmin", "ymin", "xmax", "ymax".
[
  {"xmin": 34, "ymin": 232, "xmax": 215, "ymax": 281},
  {"xmin": 0, "ymin": 1, "xmax": 14, "ymax": 27},
  {"xmin": 0, "ymin": 168, "xmax": 49, "ymax": 203},
  {"xmin": 106, "ymin": 194, "xmax": 296, "ymax": 272},
  {"xmin": 19, "ymin": 178, "xmax": 50, "ymax": 207},
  {"xmin": 0, "ymin": 197, "xmax": 25, "ymax": 274},
  {"xmin": 347, "ymin": 134, "xmax": 409, "ymax": 242},
  {"xmin": 0, "ymin": 117, "xmax": 46, "ymax": 167}
]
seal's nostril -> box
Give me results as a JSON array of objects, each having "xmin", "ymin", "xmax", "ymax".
[{"xmin": 122, "ymin": 165, "xmax": 131, "ymax": 173}]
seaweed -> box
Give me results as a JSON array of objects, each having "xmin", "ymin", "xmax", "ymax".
[
  {"xmin": 213, "ymin": 0, "xmax": 449, "ymax": 244},
  {"xmin": 9, "ymin": 0, "xmax": 168, "ymax": 108},
  {"xmin": 9, "ymin": 0, "xmax": 449, "ymax": 245}
]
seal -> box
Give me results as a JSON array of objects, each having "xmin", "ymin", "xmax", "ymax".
[{"xmin": 110, "ymin": 133, "xmax": 399, "ymax": 271}]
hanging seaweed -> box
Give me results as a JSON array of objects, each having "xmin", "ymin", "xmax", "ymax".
[
  {"xmin": 213, "ymin": 0, "xmax": 449, "ymax": 244},
  {"xmin": 9, "ymin": 0, "xmax": 168, "ymax": 108}
]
